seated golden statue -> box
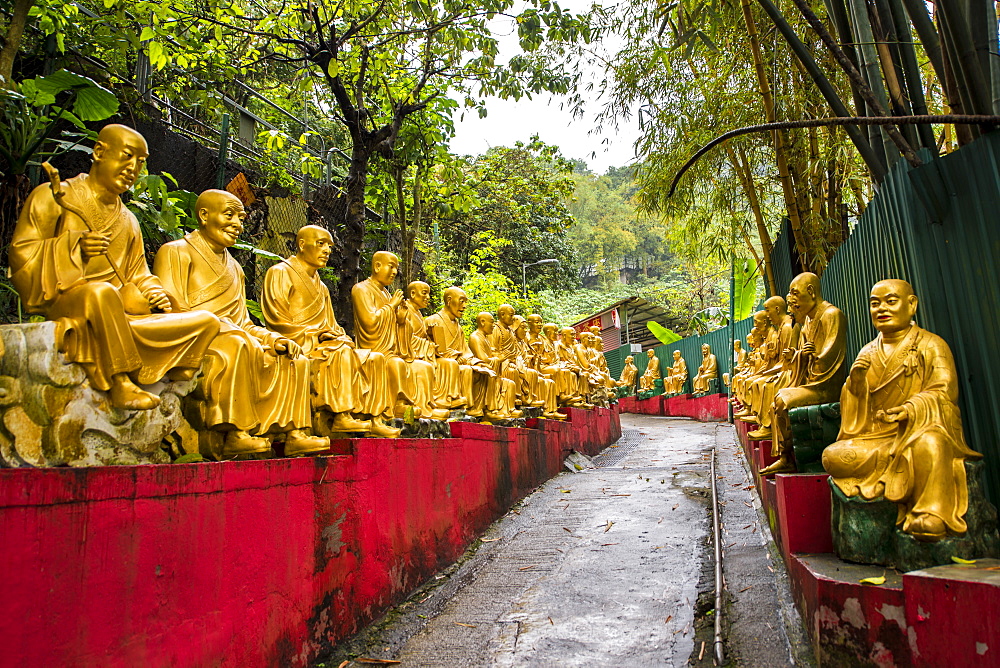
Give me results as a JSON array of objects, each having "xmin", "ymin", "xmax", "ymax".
[
  {"xmin": 528, "ymin": 317, "xmax": 580, "ymax": 407},
  {"xmin": 512, "ymin": 315, "xmax": 563, "ymax": 419},
  {"xmin": 692, "ymin": 344, "xmax": 719, "ymax": 394},
  {"xmin": 761, "ymin": 272, "xmax": 847, "ymax": 475},
  {"xmin": 352, "ymin": 251, "xmax": 446, "ymax": 420},
  {"xmin": 587, "ymin": 326, "xmax": 618, "ymax": 392},
  {"xmin": 638, "ymin": 349, "xmax": 660, "ymax": 392},
  {"xmin": 556, "ymin": 327, "xmax": 596, "ymax": 405},
  {"xmin": 154, "ymin": 190, "xmax": 328, "ymax": 457},
  {"xmin": 734, "ymin": 310, "xmax": 777, "ymax": 416},
  {"xmin": 424, "ymin": 287, "xmax": 497, "ymax": 418},
  {"xmin": 723, "ymin": 340, "xmax": 746, "ymax": 387},
  {"xmin": 10, "ymin": 124, "xmax": 221, "ymax": 411},
  {"xmin": 495, "ymin": 304, "xmax": 543, "ymax": 409},
  {"xmin": 468, "ymin": 312, "xmax": 521, "ymax": 419},
  {"xmin": 745, "ymin": 297, "xmax": 800, "ymax": 437},
  {"xmin": 404, "ymin": 281, "xmax": 466, "ymax": 412},
  {"xmin": 260, "ymin": 225, "xmax": 398, "ymax": 438},
  {"xmin": 822, "ymin": 280, "xmax": 981, "ymax": 542},
  {"xmin": 664, "ymin": 350, "xmax": 688, "ymax": 395},
  {"xmin": 617, "ymin": 355, "xmax": 638, "ymax": 389}
]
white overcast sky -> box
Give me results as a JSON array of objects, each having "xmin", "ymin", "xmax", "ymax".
[{"xmin": 448, "ymin": 1, "xmax": 641, "ymax": 174}]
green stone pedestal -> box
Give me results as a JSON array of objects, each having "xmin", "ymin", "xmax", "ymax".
[
  {"xmin": 637, "ymin": 379, "xmax": 664, "ymax": 401},
  {"xmin": 831, "ymin": 460, "xmax": 1000, "ymax": 571},
  {"xmin": 692, "ymin": 378, "xmax": 720, "ymax": 398},
  {"xmin": 789, "ymin": 402, "xmax": 841, "ymax": 473}
]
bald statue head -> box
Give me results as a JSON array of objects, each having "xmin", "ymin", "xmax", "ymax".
[
  {"xmin": 511, "ymin": 314, "xmax": 528, "ymax": 340},
  {"xmin": 442, "ymin": 286, "xmax": 468, "ymax": 319},
  {"xmin": 296, "ymin": 225, "xmax": 333, "ymax": 270},
  {"xmin": 476, "ymin": 311, "xmax": 495, "ymax": 335},
  {"xmin": 526, "ymin": 313, "xmax": 544, "ymax": 335},
  {"xmin": 869, "ymin": 279, "xmax": 917, "ymax": 335},
  {"xmin": 408, "ymin": 280, "xmax": 431, "ymax": 310},
  {"xmin": 543, "ymin": 323, "xmax": 559, "ymax": 340},
  {"xmin": 90, "ymin": 124, "xmax": 149, "ymax": 196},
  {"xmin": 196, "ymin": 189, "xmax": 246, "ymax": 251},
  {"xmin": 559, "ymin": 326, "xmax": 577, "ymax": 344},
  {"xmin": 497, "ymin": 304, "xmax": 515, "ymax": 326},
  {"xmin": 371, "ymin": 251, "xmax": 400, "ymax": 288},
  {"xmin": 787, "ymin": 272, "xmax": 823, "ymax": 322},
  {"xmin": 764, "ymin": 295, "xmax": 787, "ymax": 326}
]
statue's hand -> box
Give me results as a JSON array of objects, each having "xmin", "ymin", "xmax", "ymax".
[
  {"xmin": 273, "ymin": 338, "xmax": 302, "ymax": 357},
  {"xmin": 850, "ymin": 357, "xmax": 871, "ymax": 385},
  {"xmin": 80, "ymin": 232, "xmax": 110, "ymax": 260},
  {"xmin": 389, "ymin": 290, "xmax": 404, "ymax": 308},
  {"xmin": 145, "ymin": 287, "xmax": 172, "ymax": 313},
  {"xmin": 782, "ymin": 347, "xmax": 794, "ymax": 361},
  {"xmin": 877, "ymin": 405, "xmax": 909, "ymax": 423},
  {"xmin": 801, "ymin": 341, "xmax": 816, "ymax": 356},
  {"xmin": 474, "ymin": 365, "xmax": 496, "ymax": 377},
  {"xmin": 318, "ymin": 330, "xmax": 337, "ymax": 342}
]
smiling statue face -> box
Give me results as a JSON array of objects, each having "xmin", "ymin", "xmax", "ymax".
[
  {"xmin": 91, "ymin": 125, "xmax": 149, "ymax": 195},
  {"xmin": 408, "ymin": 281, "xmax": 431, "ymax": 309},
  {"xmin": 512, "ymin": 316, "xmax": 527, "ymax": 340},
  {"xmin": 198, "ymin": 190, "xmax": 246, "ymax": 250},
  {"xmin": 297, "ymin": 225, "xmax": 333, "ymax": 269},
  {"xmin": 869, "ymin": 280, "xmax": 917, "ymax": 335},
  {"xmin": 371, "ymin": 252, "xmax": 400, "ymax": 288}
]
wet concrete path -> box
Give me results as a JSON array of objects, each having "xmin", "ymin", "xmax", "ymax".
[{"xmin": 326, "ymin": 414, "xmax": 810, "ymax": 667}]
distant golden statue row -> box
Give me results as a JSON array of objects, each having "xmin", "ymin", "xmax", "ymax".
[
  {"xmin": 10, "ymin": 125, "xmax": 616, "ymax": 460},
  {"xmin": 726, "ymin": 272, "xmax": 979, "ymax": 543}
]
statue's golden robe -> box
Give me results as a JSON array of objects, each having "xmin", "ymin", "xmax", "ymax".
[
  {"xmin": 261, "ymin": 257, "xmax": 389, "ymax": 417},
  {"xmin": 746, "ymin": 318, "xmax": 799, "ymax": 423},
  {"xmin": 10, "ymin": 175, "xmax": 219, "ymax": 391},
  {"xmin": 400, "ymin": 302, "xmax": 463, "ymax": 411},
  {"xmin": 154, "ymin": 231, "xmax": 312, "ymax": 434},
  {"xmin": 693, "ymin": 354, "xmax": 718, "ymax": 393},
  {"xmin": 823, "ymin": 326, "xmax": 980, "ymax": 535},
  {"xmin": 639, "ymin": 354, "xmax": 660, "ymax": 391},
  {"xmin": 493, "ymin": 323, "xmax": 538, "ymax": 404},
  {"xmin": 665, "ymin": 357, "xmax": 688, "ymax": 394},
  {"xmin": 530, "ymin": 334, "xmax": 576, "ymax": 399},
  {"xmin": 469, "ymin": 329, "xmax": 517, "ymax": 415},
  {"xmin": 618, "ymin": 360, "xmax": 638, "ymax": 388},
  {"xmin": 425, "ymin": 311, "xmax": 487, "ymax": 414}
]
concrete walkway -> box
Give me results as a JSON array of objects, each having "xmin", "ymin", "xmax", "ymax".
[{"xmin": 325, "ymin": 414, "xmax": 811, "ymax": 667}]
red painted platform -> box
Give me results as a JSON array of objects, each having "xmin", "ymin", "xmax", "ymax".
[
  {"xmin": 0, "ymin": 409, "xmax": 621, "ymax": 667},
  {"xmin": 775, "ymin": 474, "xmax": 834, "ymax": 557},
  {"xmin": 618, "ymin": 393, "xmax": 729, "ymax": 422}
]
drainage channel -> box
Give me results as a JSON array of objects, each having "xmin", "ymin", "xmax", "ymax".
[{"xmin": 589, "ymin": 427, "xmax": 644, "ymax": 468}]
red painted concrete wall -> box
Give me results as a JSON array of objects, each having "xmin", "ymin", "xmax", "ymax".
[
  {"xmin": 0, "ymin": 409, "xmax": 620, "ymax": 667},
  {"xmin": 618, "ymin": 393, "xmax": 729, "ymax": 422}
]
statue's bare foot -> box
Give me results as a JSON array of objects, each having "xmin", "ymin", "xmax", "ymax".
[
  {"xmin": 909, "ymin": 514, "xmax": 947, "ymax": 542},
  {"xmin": 166, "ymin": 367, "xmax": 197, "ymax": 381},
  {"xmin": 747, "ymin": 426, "xmax": 773, "ymax": 440},
  {"xmin": 466, "ymin": 407, "xmax": 484, "ymax": 418},
  {"xmin": 543, "ymin": 410, "xmax": 567, "ymax": 420},
  {"xmin": 529, "ymin": 399, "xmax": 546, "ymax": 408},
  {"xmin": 367, "ymin": 419, "xmax": 401, "ymax": 438},
  {"xmin": 284, "ymin": 429, "xmax": 330, "ymax": 456},
  {"xmin": 760, "ymin": 456, "xmax": 795, "ymax": 476},
  {"xmin": 109, "ymin": 374, "xmax": 161, "ymax": 411},
  {"xmin": 223, "ymin": 430, "xmax": 270, "ymax": 456},
  {"xmin": 330, "ymin": 413, "xmax": 371, "ymax": 432},
  {"xmin": 427, "ymin": 407, "xmax": 451, "ymax": 420},
  {"xmin": 737, "ymin": 414, "xmax": 759, "ymax": 424}
]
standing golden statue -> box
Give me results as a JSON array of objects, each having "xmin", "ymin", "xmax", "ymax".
[
  {"xmin": 761, "ymin": 272, "xmax": 847, "ymax": 475},
  {"xmin": 822, "ymin": 280, "xmax": 981, "ymax": 542},
  {"xmin": 154, "ymin": 190, "xmax": 328, "ymax": 456},
  {"xmin": 664, "ymin": 350, "xmax": 688, "ymax": 395},
  {"xmin": 260, "ymin": 225, "xmax": 399, "ymax": 438},
  {"xmin": 424, "ymin": 287, "xmax": 497, "ymax": 418},
  {"xmin": 10, "ymin": 125, "xmax": 221, "ymax": 411},
  {"xmin": 638, "ymin": 349, "xmax": 660, "ymax": 392},
  {"xmin": 352, "ymin": 251, "xmax": 445, "ymax": 420},
  {"xmin": 692, "ymin": 344, "xmax": 719, "ymax": 394}
]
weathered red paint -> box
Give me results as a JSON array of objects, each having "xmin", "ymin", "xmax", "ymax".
[
  {"xmin": 661, "ymin": 393, "xmax": 729, "ymax": 421},
  {"xmin": 775, "ymin": 474, "xmax": 834, "ymax": 557},
  {"xmin": 0, "ymin": 410, "xmax": 621, "ymax": 667},
  {"xmin": 735, "ymin": 419, "xmax": 756, "ymax": 451}
]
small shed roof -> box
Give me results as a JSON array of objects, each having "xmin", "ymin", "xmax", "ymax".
[{"xmin": 571, "ymin": 296, "xmax": 670, "ymax": 351}]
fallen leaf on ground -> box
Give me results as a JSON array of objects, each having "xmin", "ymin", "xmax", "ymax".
[
  {"xmin": 601, "ymin": 543, "xmax": 619, "ymax": 546},
  {"xmin": 519, "ymin": 565, "xmax": 536, "ymax": 571},
  {"xmin": 611, "ymin": 494, "xmax": 631, "ymax": 497},
  {"xmin": 453, "ymin": 622, "xmax": 477, "ymax": 628},
  {"xmin": 859, "ymin": 576, "xmax": 886, "ymax": 585},
  {"xmin": 952, "ymin": 556, "xmax": 977, "ymax": 564},
  {"xmin": 481, "ymin": 538, "xmax": 499, "ymax": 542},
  {"xmin": 604, "ymin": 520, "xmax": 614, "ymax": 532},
  {"xmin": 548, "ymin": 617, "xmax": 554, "ymax": 625},
  {"xmin": 563, "ymin": 527, "xmax": 573, "ymax": 532},
  {"xmin": 355, "ymin": 658, "xmax": 402, "ymax": 665},
  {"xmin": 665, "ymin": 615, "xmax": 673, "ymax": 623},
  {"xmin": 739, "ymin": 585, "xmax": 753, "ymax": 592}
]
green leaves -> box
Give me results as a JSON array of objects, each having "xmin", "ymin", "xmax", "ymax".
[
  {"xmin": 31, "ymin": 70, "xmax": 119, "ymax": 121},
  {"xmin": 647, "ymin": 321, "xmax": 682, "ymax": 344},
  {"xmin": 732, "ymin": 259, "xmax": 758, "ymax": 321}
]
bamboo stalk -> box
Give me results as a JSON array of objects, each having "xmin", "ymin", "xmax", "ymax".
[{"xmin": 885, "ymin": 0, "xmax": 937, "ymax": 149}]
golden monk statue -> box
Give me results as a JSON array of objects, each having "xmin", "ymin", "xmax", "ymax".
[
  {"xmin": 586, "ymin": 326, "xmax": 617, "ymax": 393},
  {"xmin": 692, "ymin": 344, "xmax": 719, "ymax": 394},
  {"xmin": 745, "ymin": 297, "xmax": 801, "ymax": 438},
  {"xmin": 618, "ymin": 355, "xmax": 638, "ymax": 389},
  {"xmin": 154, "ymin": 190, "xmax": 329, "ymax": 456},
  {"xmin": 260, "ymin": 225, "xmax": 399, "ymax": 438},
  {"xmin": 761, "ymin": 272, "xmax": 847, "ymax": 475},
  {"xmin": 352, "ymin": 251, "xmax": 446, "ymax": 420},
  {"xmin": 723, "ymin": 340, "xmax": 746, "ymax": 387},
  {"xmin": 664, "ymin": 350, "xmax": 688, "ymax": 395},
  {"xmin": 468, "ymin": 312, "xmax": 520, "ymax": 419},
  {"xmin": 822, "ymin": 280, "xmax": 980, "ymax": 542},
  {"xmin": 527, "ymin": 317, "xmax": 581, "ymax": 407},
  {"xmin": 557, "ymin": 327, "xmax": 597, "ymax": 403},
  {"xmin": 638, "ymin": 349, "xmax": 660, "ymax": 392},
  {"xmin": 512, "ymin": 315, "xmax": 563, "ymax": 419},
  {"xmin": 424, "ymin": 287, "xmax": 497, "ymax": 418},
  {"xmin": 10, "ymin": 124, "xmax": 220, "ymax": 410},
  {"xmin": 495, "ymin": 305, "xmax": 544, "ymax": 409},
  {"xmin": 543, "ymin": 323, "xmax": 588, "ymax": 406},
  {"xmin": 732, "ymin": 312, "xmax": 771, "ymax": 408},
  {"xmin": 404, "ymin": 281, "xmax": 466, "ymax": 412}
]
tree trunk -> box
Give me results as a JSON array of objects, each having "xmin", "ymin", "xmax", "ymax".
[
  {"xmin": 725, "ymin": 143, "xmax": 778, "ymax": 297},
  {"xmin": 334, "ymin": 146, "xmax": 371, "ymax": 336},
  {"xmin": 0, "ymin": 0, "xmax": 34, "ymax": 87}
]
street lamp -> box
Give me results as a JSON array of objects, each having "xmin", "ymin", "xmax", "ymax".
[{"xmin": 522, "ymin": 258, "xmax": 560, "ymax": 297}]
